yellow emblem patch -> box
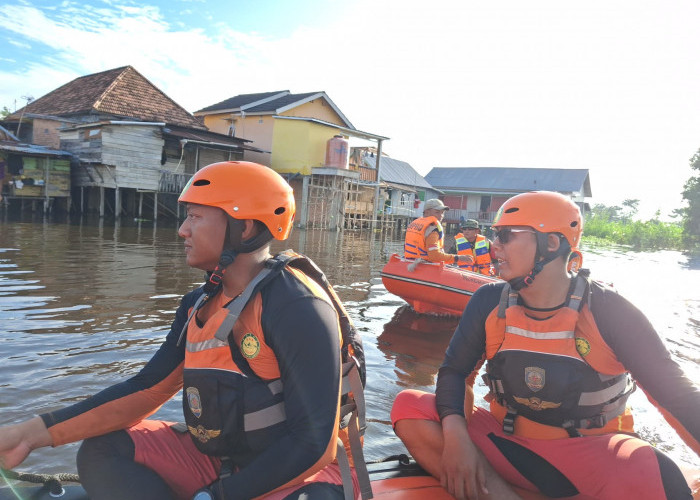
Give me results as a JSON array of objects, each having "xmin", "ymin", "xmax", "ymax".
[
  {"xmin": 187, "ymin": 424, "xmax": 221, "ymax": 443},
  {"xmin": 576, "ymin": 337, "xmax": 591, "ymax": 356},
  {"xmin": 241, "ymin": 333, "xmax": 260, "ymax": 359},
  {"xmin": 513, "ymin": 396, "xmax": 562, "ymax": 411}
]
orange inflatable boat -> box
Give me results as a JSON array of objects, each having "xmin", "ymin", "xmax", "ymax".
[
  {"xmin": 380, "ymin": 254, "xmax": 500, "ymax": 317},
  {"xmin": 2, "ymin": 456, "xmax": 698, "ymax": 499}
]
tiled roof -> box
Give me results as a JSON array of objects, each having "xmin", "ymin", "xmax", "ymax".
[
  {"xmin": 8, "ymin": 66, "xmax": 205, "ymax": 129},
  {"xmin": 425, "ymin": 167, "xmax": 592, "ymax": 196}
]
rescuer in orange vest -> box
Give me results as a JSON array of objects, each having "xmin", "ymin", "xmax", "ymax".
[
  {"xmin": 453, "ymin": 219, "xmax": 494, "ymax": 275},
  {"xmin": 391, "ymin": 191, "xmax": 699, "ymax": 500},
  {"xmin": 405, "ymin": 199, "xmax": 474, "ymax": 266},
  {"xmin": 0, "ymin": 162, "xmax": 368, "ymax": 500}
]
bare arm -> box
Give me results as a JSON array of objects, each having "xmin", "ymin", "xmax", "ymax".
[{"xmin": 0, "ymin": 416, "xmax": 52, "ymax": 470}]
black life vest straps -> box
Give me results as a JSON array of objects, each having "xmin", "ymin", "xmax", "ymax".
[
  {"xmin": 339, "ymin": 360, "xmax": 372, "ymax": 499},
  {"xmin": 177, "ymin": 293, "xmax": 209, "ymax": 347},
  {"xmin": 497, "ymin": 270, "xmax": 591, "ymax": 320},
  {"xmin": 180, "ymin": 250, "xmax": 371, "ymax": 498},
  {"xmin": 213, "ymin": 255, "xmax": 291, "ymax": 342},
  {"xmin": 496, "ymin": 283, "xmax": 519, "ymax": 319}
]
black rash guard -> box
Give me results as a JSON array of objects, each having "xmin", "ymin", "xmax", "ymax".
[
  {"xmin": 436, "ymin": 280, "xmax": 700, "ymax": 448},
  {"xmin": 41, "ymin": 266, "xmax": 343, "ymax": 499}
]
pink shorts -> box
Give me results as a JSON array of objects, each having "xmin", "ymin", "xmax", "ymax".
[
  {"xmin": 127, "ymin": 420, "xmax": 358, "ymax": 500},
  {"xmin": 391, "ymin": 390, "xmax": 670, "ymax": 500}
]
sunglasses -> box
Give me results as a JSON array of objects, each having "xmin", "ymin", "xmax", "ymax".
[{"xmin": 493, "ymin": 228, "xmax": 537, "ymax": 244}]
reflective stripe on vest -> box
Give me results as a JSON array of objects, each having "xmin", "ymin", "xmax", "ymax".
[
  {"xmin": 484, "ymin": 274, "xmax": 635, "ymax": 434},
  {"xmin": 456, "ymin": 234, "xmax": 491, "ymax": 273},
  {"xmin": 182, "ymin": 252, "xmax": 371, "ymax": 498}
]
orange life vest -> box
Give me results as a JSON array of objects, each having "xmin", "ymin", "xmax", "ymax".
[
  {"xmin": 404, "ymin": 216, "xmax": 443, "ymax": 260},
  {"xmin": 178, "ymin": 252, "xmax": 369, "ymax": 497},
  {"xmin": 454, "ymin": 233, "xmax": 493, "ymax": 274},
  {"xmin": 482, "ymin": 272, "xmax": 636, "ymax": 439}
]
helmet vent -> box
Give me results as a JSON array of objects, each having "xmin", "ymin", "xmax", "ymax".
[
  {"xmin": 505, "ymin": 207, "xmax": 519, "ymax": 214},
  {"xmin": 193, "ymin": 179, "xmax": 210, "ymax": 186},
  {"xmin": 570, "ymin": 221, "xmax": 578, "ymax": 228},
  {"xmin": 274, "ymin": 207, "xmax": 286, "ymax": 215}
]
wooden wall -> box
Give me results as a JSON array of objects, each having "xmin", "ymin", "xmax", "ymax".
[
  {"xmin": 102, "ymin": 125, "xmax": 162, "ymax": 191},
  {"xmin": 3, "ymin": 156, "xmax": 71, "ymax": 198}
]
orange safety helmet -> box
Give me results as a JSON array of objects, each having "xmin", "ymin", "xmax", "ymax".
[
  {"xmin": 178, "ymin": 161, "xmax": 295, "ymax": 240},
  {"xmin": 492, "ymin": 191, "xmax": 582, "ymax": 249}
]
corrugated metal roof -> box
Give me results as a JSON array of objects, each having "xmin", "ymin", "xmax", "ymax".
[
  {"xmin": 196, "ymin": 91, "xmax": 355, "ymax": 129},
  {"xmin": 195, "ymin": 91, "xmax": 289, "ymax": 113},
  {"xmin": 0, "ymin": 141, "xmax": 72, "ymax": 157},
  {"xmin": 163, "ymin": 126, "xmax": 266, "ymax": 153},
  {"xmin": 245, "ymin": 92, "xmax": 320, "ymax": 113},
  {"xmin": 425, "ymin": 167, "xmax": 592, "ymax": 196},
  {"xmin": 362, "ymin": 154, "xmax": 434, "ymax": 190}
]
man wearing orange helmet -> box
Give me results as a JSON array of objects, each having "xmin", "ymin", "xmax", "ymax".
[
  {"xmin": 391, "ymin": 191, "xmax": 699, "ymax": 499},
  {"xmin": 0, "ymin": 162, "xmax": 368, "ymax": 500},
  {"xmin": 405, "ymin": 199, "xmax": 473, "ymax": 266}
]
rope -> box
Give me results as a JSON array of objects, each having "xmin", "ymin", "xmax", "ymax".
[{"xmin": 1, "ymin": 468, "xmax": 80, "ymax": 496}]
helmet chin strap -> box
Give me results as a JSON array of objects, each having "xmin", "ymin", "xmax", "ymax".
[
  {"xmin": 508, "ymin": 233, "xmax": 568, "ymax": 291},
  {"xmin": 202, "ymin": 217, "xmax": 273, "ymax": 297}
]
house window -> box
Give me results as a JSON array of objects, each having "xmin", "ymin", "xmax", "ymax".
[
  {"xmin": 480, "ymin": 196, "xmax": 491, "ymax": 212},
  {"xmin": 83, "ymin": 128, "xmax": 101, "ymax": 140}
]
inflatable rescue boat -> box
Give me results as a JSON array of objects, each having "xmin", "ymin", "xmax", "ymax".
[
  {"xmin": 380, "ymin": 253, "xmax": 500, "ymax": 316},
  {"xmin": 2, "ymin": 457, "xmax": 698, "ymax": 500}
]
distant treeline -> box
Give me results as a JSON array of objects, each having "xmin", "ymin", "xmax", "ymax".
[{"xmin": 582, "ymin": 201, "xmax": 683, "ymax": 251}]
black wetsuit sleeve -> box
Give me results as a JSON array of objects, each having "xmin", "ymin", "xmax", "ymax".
[
  {"xmin": 39, "ymin": 289, "xmax": 200, "ymax": 439},
  {"xmin": 590, "ymin": 283, "xmax": 700, "ymax": 447},
  {"xmin": 218, "ymin": 283, "xmax": 342, "ymax": 499},
  {"xmin": 435, "ymin": 283, "xmax": 503, "ymax": 420}
]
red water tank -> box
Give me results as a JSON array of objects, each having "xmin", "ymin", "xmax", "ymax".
[{"xmin": 325, "ymin": 135, "xmax": 349, "ymax": 169}]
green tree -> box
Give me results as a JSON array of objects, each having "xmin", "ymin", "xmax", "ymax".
[
  {"xmin": 0, "ymin": 106, "xmax": 10, "ymax": 119},
  {"xmin": 620, "ymin": 198, "xmax": 639, "ymax": 223},
  {"xmin": 680, "ymin": 148, "xmax": 700, "ymax": 249},
  {"xmin": 590, "ymin": 203, "xmax": 622, "ymax": 222}
]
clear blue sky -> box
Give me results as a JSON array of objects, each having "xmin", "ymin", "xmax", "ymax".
[{"xmin": 2, "ymin": 0, "xmax": 699, "ymax": 219}]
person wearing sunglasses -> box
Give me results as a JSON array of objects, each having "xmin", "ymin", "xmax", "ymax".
[
  {"xmin": 404, "ymin": 198, "xmax": 474, "ymax": 266},
  {"xmin": 391, "ymin": 191, "xmax": 698, "ymax": 499}
]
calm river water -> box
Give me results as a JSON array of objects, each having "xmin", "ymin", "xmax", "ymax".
[{"xmin": 0, "ymin": 214, "xmax": 698, "ymax": 477}]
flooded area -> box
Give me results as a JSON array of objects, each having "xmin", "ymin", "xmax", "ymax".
[{"xmin": 0, "ymin": 214, "xmax": 698, "ymax": 476}]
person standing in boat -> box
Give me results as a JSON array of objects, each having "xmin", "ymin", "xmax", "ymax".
[
  {"xmin": 0, "ymin": 161, "xmax": 368, "ymax": 500},
  {"xmin": 391, "ymin": 191, "xmax": 699, "ymax": 500},
  {"xmin": 452, "ymin": 219, "xmax": 494, "ymax": 275},
  {"xmin": 405, "ymin": 198, "xmax": 474, "ymax": 266}
]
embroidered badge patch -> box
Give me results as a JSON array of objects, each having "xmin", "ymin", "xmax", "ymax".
[
  {"xmin": 513, "ymin": 396, "xmax": 562, "ymax": 411},
  {"xmin": 576, "ymin": 337, "xmax": 591, "ymax": 357},
  {"xmin": 188, "ymin": 424, "xmax": 221, "ymax": 443},
  {"xmin": 241, "ymin": 333, "xmax": 261, "ymax": 359},
  {"xmin": 525, "ymin": 366, "xmax": 545, "ymax": 392},
  {"xmin": 186, "ymin": 387, "xmax": 202, "ymax": 418}
]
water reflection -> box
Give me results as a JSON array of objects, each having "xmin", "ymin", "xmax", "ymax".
[{"xmin": 377, "ymin": 306, "xmax": 457, "ymax": 388}]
